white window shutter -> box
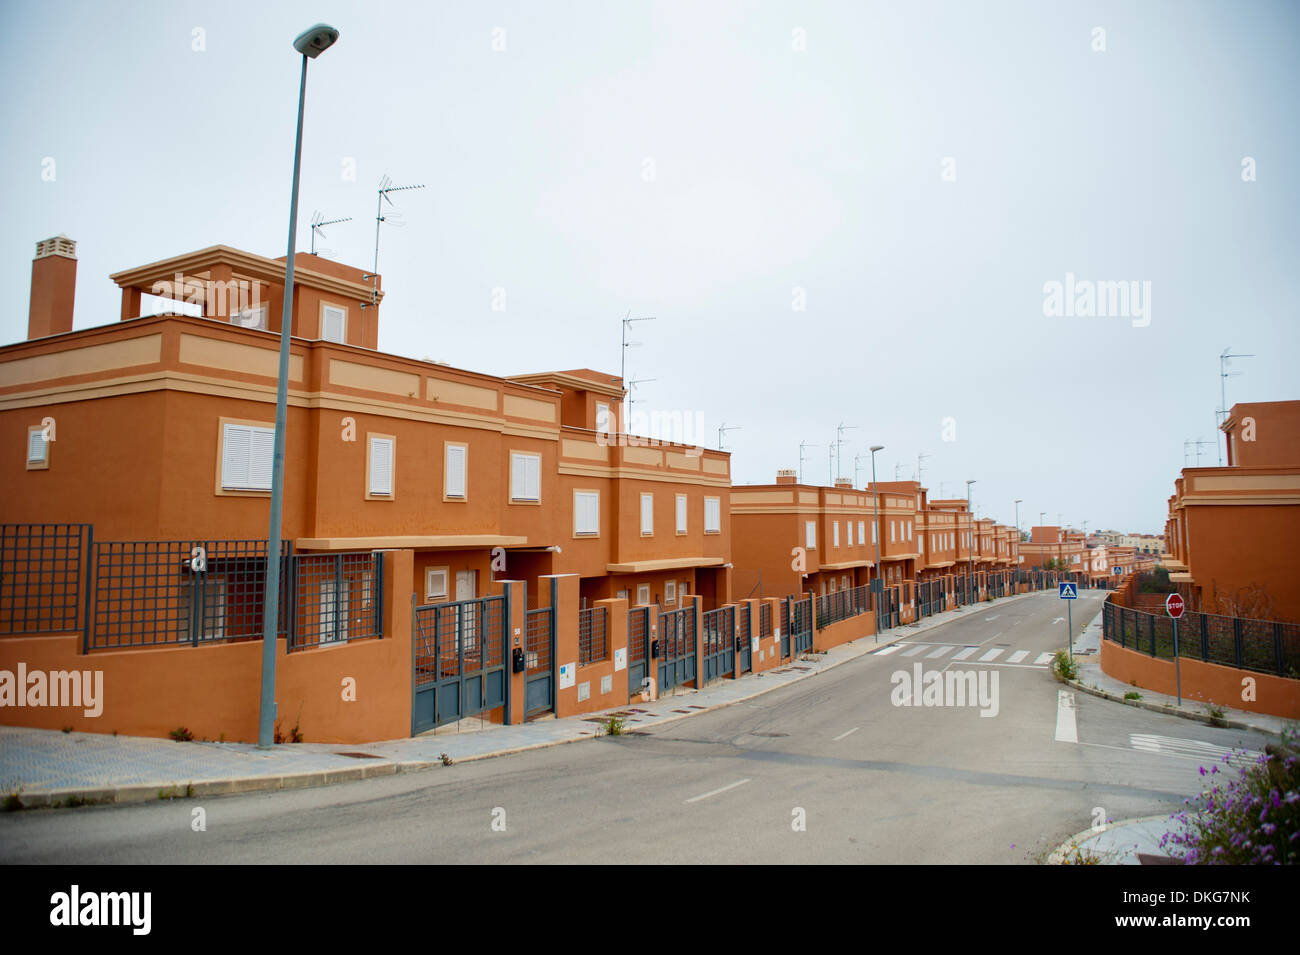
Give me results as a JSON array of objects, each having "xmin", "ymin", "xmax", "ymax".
[
  {"xmin": 222, "ymin": 424, "xmax": 251, "ymax": 488},
  {"xmin": 511, "ymin": 454, "xmax": 525, "ymax": 499},
  {"xmin": 369, "ymin": 437, "xmax": 393, "ymax": 495},
  {"xmin": 322, "ymin": 306, "xmax": 345, "ymax": 343},
  {"xmin": 248, "ymin": 428, "xmax": 274, "ymax": 490},
  {"xmin": 27, "ymin": 430, "xmax": 47, "ymax": 464},
  {"xmin": 676, "ymin": 495, "xmax": 687, "ymax": 533},
  {"xmin": 528, "ymin": 456, "xmax": 540, "ymax": 501},
  {"xmin": 641, "ymin": 494, "xmax": 653, "ymax": 534},
  {"xmin": 446, "ymin": 445, "xmax": 466, "ymax": 498},
  {"xmin": 704, "ymin": 497, "xmax": 720, "ymax": 533}
]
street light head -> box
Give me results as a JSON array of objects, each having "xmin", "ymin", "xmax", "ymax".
[
  {"xmin": 870, "ymin": 445, "xmax": 884, "ymax": 452},
  {"xmin": 966, "ymin": 479, "xmax": 976, "ymax": 486},
  {"xmin": 294, "ymin": 23, "xmax": 339, "ymax": 58}
]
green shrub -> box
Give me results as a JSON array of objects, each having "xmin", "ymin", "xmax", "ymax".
[
  {"xmin": 1052, "ymin": 650, "xmax": 1078, "ymax": 682},
  {"xmin": 169, "ymin": 726, "xmax": 194, "ymax": 742},
  {"xmin": 1124, "ymin": 690, "xmax": 1142, "ymax": 700}
]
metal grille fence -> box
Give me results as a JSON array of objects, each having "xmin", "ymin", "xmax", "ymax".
[
  {"xmin": 414, "ymin": 596, "xmax": 505, "ymax": 686},
  {"xmin": 0, "ymin": 523, "xmax": 91, "ymax": 635},
  {"xmin": 628, "ymin": 605, "xmax": 648, "ymax": 664},
  {"xmin": 816, "ymin": 584, "xmax": 870, "ymax": 628},
  {"xmin": 759, "ymin": 602, "xmax": 772, "ymax": 641},
  {"xmin": 738, "ymin": 603, "xmax": 751, "ymax": 645},
  {"xmin": 526, "ymin": 606, "xmax": 552, "ymax": 675},
  {"xmin": 90, "ymin": 539, "xmax": 288, "ymax": 650},
  {"xmin": 288, "ymin": 551, "xmax": 383, "ymax": 651},
  {"xmin": 578, "ymin": 605, "xmax": 608, "ymax": 666},
  {"xmin": 701, "ymin": 606, "xmax": 732, "ymax": 657},
  {"xmin": 1103, "ymin": 600, "xmax": 1300, "ymax": 678}
]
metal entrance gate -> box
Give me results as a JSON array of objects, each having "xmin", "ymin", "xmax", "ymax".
[
  {"xmin": 790, "ymin": 596, "xmax": 812, "ymax": 654},
  {"xmin": 413, "ymin": 594, "xmax": 506, "ymax": 734},
  {"xmin": 658, "ymin": 605, "xmax": 696, "ymax": 692},
  {"xmin": 701, "ymin": 605, "xmax": 735, "ymax": 682},
  {"xmin": 627, "ymin": 605, "xmax": 651, "ymax": 696},
  {"xmin": 525, "ymin": 604, "xmax": 555, "ymax": 718},
  {"xmin": 736, "ymin": 603, "xmax": 752, "ymax": 674},
  {"xmin": 779, "ymin": 599, "xmax": 791, "ymax": 658}
]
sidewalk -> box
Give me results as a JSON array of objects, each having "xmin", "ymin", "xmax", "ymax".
[
  {"xmin": 0, "ymin": 591, "xmax": 1044, "ymax": 809},
  {"xmin": 1047, "ymin": 815, "xmax": 1188, "ymax": 865}
]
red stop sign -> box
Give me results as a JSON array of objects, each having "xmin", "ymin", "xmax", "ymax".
[{"xmin": 1166, "ymin": 593, "xmax": 1185, "ymax": 619}]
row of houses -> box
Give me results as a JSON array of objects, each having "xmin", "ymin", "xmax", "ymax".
[{"xmin": 0, "ymin": 237, "xmax": 1103, "ymax": 741}]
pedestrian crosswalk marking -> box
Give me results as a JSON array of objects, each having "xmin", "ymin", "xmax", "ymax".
[
  {"xmin": 1034, "ymin": 652, "xmax": 1054, "ymax": 665},
  {"xmin": 925, "ymin": 645, "xmax": 954, "ymax": 658},
  {"xmin": 901, "ymin": 644, "xmax": 929, "ymax": 657},
  {"xmin": 952, "ymin": 646, "xmax": 978, "ymax": 660},
  {"xmin": 876, "ymin": 642, "xmax": 1052, "ymax": 667},
  {"xmin": 1007, "ymin": 650, "xmax": 1029, "ymax": 663},
  {"xmin": 875, "ymin": 644, "xmax": 904, "ymax": 655},
  {"xmin": 978, "ymin": 648, "xmax": 1004, "ymax": 662}
]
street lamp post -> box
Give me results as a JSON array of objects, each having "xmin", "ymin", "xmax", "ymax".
[
  {"xmin": 870, "ymin": 445, "xmax": 883, "ymax": 640},
  {"xmin": 966, "ymin": 480, "xmax": 976, "ymax": 602},
  {"xmin": 258, "ymin": 23, "xmax": 340, "ymax": 750},
  {"xmin": 1014, "ymin": 498, "xmax": 1022, "ymax": 587}
]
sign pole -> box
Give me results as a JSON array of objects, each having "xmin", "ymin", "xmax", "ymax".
[
  {"xmin": 1173, "ymin": 617, "xmax": 1181, "ymax": 706},
  {"xmin": 1066, "ymin": 597, "xmax": 1073, "ymax": 663}
]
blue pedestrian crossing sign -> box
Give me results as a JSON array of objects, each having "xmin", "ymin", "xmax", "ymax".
[
  {"xmin": 1112, "ymin": 566, "xmax": 1123, "ymax": 575},
  {"xmin": 1058, "ymin": 582, "xmax": 1078, "ymax": 599}
]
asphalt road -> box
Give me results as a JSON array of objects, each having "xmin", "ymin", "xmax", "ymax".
[{"xmin": 0, "ymin": 590, "xmax": 1275, "ymax": 864}]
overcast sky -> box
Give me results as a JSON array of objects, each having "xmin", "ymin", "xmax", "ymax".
[{"xmin": 2, "ymin": 0, "xmax": 1296, "ymax": 535}]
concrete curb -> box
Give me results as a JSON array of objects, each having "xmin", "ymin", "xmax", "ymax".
[
  {"xmin": 1045, "ymin": 814, "xmax": 1177, "ymax": 865},
  {"xmin": 3, "ymin": 589, "xmax": 1054, "ymax": 811},
  {"xmin": 1064, "ymin": 677, "xmax": 1283, "ymax": 737}
]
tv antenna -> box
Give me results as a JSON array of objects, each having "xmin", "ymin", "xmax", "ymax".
[
  {"xmin": 366, "ymin": 175, "xmax": 424, "ymax": 305},
  {"xmin": 620, "ymin": 313, "xmax": 656, "ymax": 393},
  {"xmin": 626, "ymin": 376, "xmax": 654, "ymax": 426},
  {"xmin": 834, "ymin": 423, "xmax": 858, "ymax": 481},
  {"xmin": 718, "ymin": 422, "xmax": 741, "ymax": 452},
  {"xmin": 1217, "ymin": 347, "xmax": 1254, "ymax": 465},
  {"xmin": 798, "ymin": 440, "xmax": 819, "ymax": 484},
  {"xmin": 309, "ymin": 212, "xmax": 351, "ymax": 256},
  {"xmin": 916, "ymin": 451, "xmax": 931, "ymax": 485}
]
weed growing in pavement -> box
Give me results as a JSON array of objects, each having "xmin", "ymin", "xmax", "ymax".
[
  {"xmin": 1205, "ymin": 700, "xmax": 1228, "ymax": 728},
  {"xmin": 1124, "ymin": 691, "xmax": 1142, "ymax": 700},
  {"xmin": 1052, "ymin": 650, "xmax": 1078, "ymax": 682},
  {"xmin": 61, "ymin": 726, "xmax": 73, "ymax": 734},
  {"xmin": 169, "ymin": 726, "xmax": 195, "ymax": 742},
  {"xmin": 440, "ymin": 753, "xmax": 454, "ymax": 766},
  {"xmin": 4, "ymin": 791, "xmax": 23, "ymax": 812},
  {"xmin": 605, "ymin": 714, "xmax": 625, "ymax": 736}
]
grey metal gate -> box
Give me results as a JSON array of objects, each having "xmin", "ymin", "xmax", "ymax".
[
  {"xmin": 525, "ymin": 604, "xmax": 555, "ymax": 718},
  {"xmin": 701, "ymin": 605, "xmax": 735, "ymax": 682},
  {"xmin": 790, "ymin": 596, "xmax": 812, "ymax": 654},
  {"xmin": 736, "ymin": 603, "xmax": 752, "ymax": 674},
  {"xmin": 658, "ymin": 605, "xmax": 696, "ymax": 692},
  {"xmin": 779, "ymin": 599, "xmax": 791, "ymax": 658},
  {"xmin": 627, "ymin": 605, "xmax": 651, "ymax": 696},
  {"xmin": 413, "ymin": 594, "xmax": 506, "ymax": 734}
]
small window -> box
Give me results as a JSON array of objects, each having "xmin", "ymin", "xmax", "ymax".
[
  {"xmin": 636, "ymin": 584, "xmax": 650, "ymax": 606},
  {"xmin": 26, "ymin": 426, "xmax": 50, "ymax": 469},
  {"xmin": 858, "ymin": 520, "xmax": 865, "ymax": 544},
  {"xmin": 675, "ymin": 494, "xmax": 687, "ymax": 535},
  {"xmin": 665, "ymin": 580, "xmax": 676, "ymax": 605},
  {"xmin": 510, "ymin": 452, "xmax": 541, "ymax": 502},
  {"xmin": 833, "ymin": 521, "xmax": 840, "ymax": 547},
  {"xmin": 368, "ymin": 435, "xmax": 395, "ymax": 496},
  {"xmin": 574, "ymin": 490, "xmax": 599, "ymax": 535},
  {"xmin": 829, "ymin": 578, "xmax": 837, "ymax": 593},
  {"xmin": 805, "ymin": 521, "xmax": 816, "ymax": 549},
  {"xmin": 232, "ymin": 305, "xmax": 267, "ymax": 330},
  {"xmin": 222, "ymin": 422, "xmax": 274, "ymax": 491},
  {"xmin": 846, "ymin": 522, "xmax": 854, "ymax": 547},
  {"xmin": 641, "ymin": 493, "xmax": 654, "ymax": 536},
  {"xmin": 872, "ymin": 522, "xmax": 877, "ymax": 544},
  {"xmin": 425, "ymin": 568, "xmax": 449, "ymax": 602},
  {"xmin": 890, "ymin": 521, "xmax": 896, "ymax": 543},
  {"xmin": 321, "ymin": 304, "xmax": 347, "ymax": 343},
  {"xmin": 596, "ymin": 402, "xmax": 612, "ymax": 434},
  {"xmin": 907, "ymin": 522, "xmax": 913, "ymax": 542},
  {"xmin": 445, "ymin": 443, "xmax": 467, "ymax": 499},
  {"xmin": 704, "ymin": 496, "xmax": 721, "ymax": 534}
]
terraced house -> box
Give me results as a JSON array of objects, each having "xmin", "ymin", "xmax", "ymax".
[{"xmin": 0, "ymin": 237, "xmax": 734, "ymax": 742}]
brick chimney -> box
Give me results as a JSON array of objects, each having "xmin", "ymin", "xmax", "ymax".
[
  {"xmin": 28, "ymin": 236, "xmax": 77, "ymax": 340},
  {"xmin": 775, "ymin": 468, "xmax": 797, "ymax": 485}
]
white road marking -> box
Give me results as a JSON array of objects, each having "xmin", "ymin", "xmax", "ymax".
[
  {"xmin": 901, "ymin": 644, "xmax": 929, "ymax": 657},
  {"xmin": 685, "ymin": 778, "xmax": 752, "ymax": 803},
  {"xmin": 1034, "ymin": 652, "xmax": 1054, "ymax": 665},
  {"xmin": 1055, "ymin": 690, "xmax": 1078, "ymax": 743},
  {"xmin": 832, "ymin": 727, "xmax": 859, "ymax": 742},
  {"xmin": 1130, "ymin": 734, "xmax": 1263, "ymax": 763},
  {"xmin": 1051, "ymin": 617, "xmax": 1065, "ymax": 625},
  {"xmin": 984, "ymin": 615, "xmax": 1000, "ymax": 621},
  {"xmin": 1006, "ymin": 650, "xmax": 1029, "ymax": 663},
  {"xmin": 875, "ymin": 644, "xmax": 904, "ymax": 655},
  {"xmin": 978, "ymin": 648, "xmax": 1004, "ymax": 662},
  {"xmin": 925, "ymin": 645, "xmax": 954, "ymax": 659},
  {"xmin": 952, "ymin": 646, "xmax": 978, "ymax": 660}
]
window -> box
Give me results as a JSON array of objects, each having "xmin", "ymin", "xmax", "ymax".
[
  {"xmin": 636, "ymin": 584, "xmax": 650, "ymax": 606},
  {"xmin": 574, "ymin": 490, "xmax": 599, "ymax": 536},
  {"xmin": 872, "ymin": 522, "xmax": 877, "ymax": 544},
  {"xmin": 890, "ymin": 521, "xmax": 896, "ymax": 543},
  {"xmin": 445, "ymin": 443, "xmax": 467, "ymax": 499},
  {"xmin": 665, "ymin": 580, "xmax": 676, "ymax": 605},
  {"xmin": 26, "ymin": 426, "xmax": 49, "ymax": 470},
  {"xmin": 640, "ymin": 493, "xmax": 655, "ymax": 535},
  {"xmin": 676, "ymin": 494, "xmax": 687, "ymax": 535},
  {"xmin": 846, "ymin": 522, "xmax": 854, "ymax": 547},
  {"xmin": 919, "ymin": 535, "xmax": 925, "ymax": 553},
  {"xmin": 367, "ymin": 435, "xmax": 395, "ymax": 497},
  {"xmin": 425, "ymin": 568, "xmax": 449, "ymax": 602},
  {"xmin": 829, "ymin": 578, "xmax": 837, "ymax": 593},
  {"xmin": 510, "ymin": 452, "xmax": 541, "ymax": 502},
  {"xmin": 704, "ymin": 496, "xmax": 721, "ymax": 534},
  {"xmin": 596, "ymin": 402, "xmax": 612, "ymax": 434},
  {"xmin": 806, "ymin": 521, "xmax": 816, "ymax": 549},
  {"xmin": 859, "ymin": 521, "xmax": 866, "ymax": 544},
  {"xmin": 907, "ymin": 522, "xmax": 913, "ymax": 541},
  {"xmin": 221, "ymin": 422, "xmax": 274, "ymax": 491},
  {"xmin": 321, "ymin": 304, "xmax": 346, "ymax": 343},
  {"xmin": 842, "ymin": 575, "xmax": 849, "ymax": 589},
  {"xmin": 833, "ymin": 521, "xmax": 840, "ymax": 547}
]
